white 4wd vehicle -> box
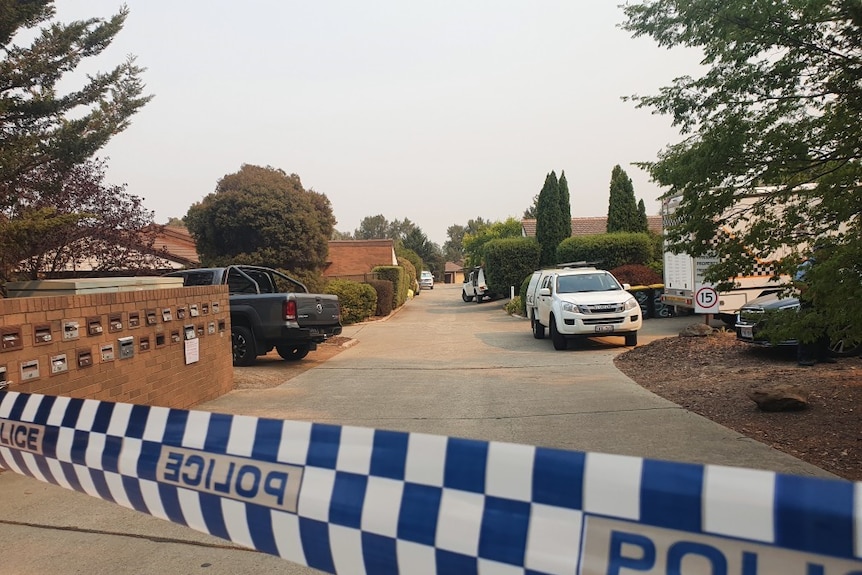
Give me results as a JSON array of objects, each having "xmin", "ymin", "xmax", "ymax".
[{"xmin": 529, "ymin": 266, "xmax": 642, "ymax": 350}]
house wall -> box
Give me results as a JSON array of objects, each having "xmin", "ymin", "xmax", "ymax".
[{"xmin": 0, "ymin": 285, "xmax": 232, "ymax": 409}]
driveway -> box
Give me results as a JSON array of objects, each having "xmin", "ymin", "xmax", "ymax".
[{"xmin": 0, "ymin": 283, "xmax": 829, "ymax": 575}]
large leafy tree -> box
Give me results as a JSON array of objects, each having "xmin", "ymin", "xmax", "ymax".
[
  {"xmin": 607, "ymin": 165, "xmax": 644, "ymax": 233},
  {"xmin": 463, "ymin": 217, "xmax": 523, "ymax": 267},
  {"xmin": 185, "ymin": 165, "xmax": 335, "ymax": 273},
  {"xmin": 2, "ymin": 160, "xmax": 159, "ymax": 280},
  {"xmin": 535, "ymin": 171, "xmax": 568, "ymax": 266},
  {"xmin": 1, "ymin": 3, "xmax": 151, "ymax": 200},
  {"xmin": 0, "ymin": 2, "xmax": 153, "ymax": 280},
  {"xmin": 623, "ymin": 0, "xmax": 862, "ymax": 344}
]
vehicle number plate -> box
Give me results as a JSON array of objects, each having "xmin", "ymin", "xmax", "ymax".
[
  {"xmin": 740, "ymin": 326, "xmax": 752, "ymax": 339},
  {"xmin": 309, "ymin": 328, "xmax": 320, "ymax": 335},
  {"xmin": 594, "ymin": 325, "xmax": 614, "ymax": 333}
]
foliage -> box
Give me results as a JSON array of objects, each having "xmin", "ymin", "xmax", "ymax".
[
  {"xmin": 185, "ymin": 165, "xmax": 335, "ymax": 273},
  {"xmin": 396, "ymin": 246, "xmax": 424, "ymax": 283},
  {"xmin": 483, "ymin": 237, "xmax": 541, "ymax": 298},
  {"xmin": 523, "ymin": 195, "xmax": 539, "ymax": 219},
  {"xmin": 397, "ymin": 256, "xmax": 418, "ymax": 298},
  {"xmin": 402, "ymin": 227, "xmax": 444, "ymax": 278},
  {"xmin": 283, "ymin": 268, "xmax": 325, "ymax": 294},
  {"xmin": 445, "ymin": 217, "xmax": 489, "ymax": 264},
  {"xmin": 622, "ymin": 0, "xmax": 862, "ymax": 344},
  {"xmin": 372, "ymin": 265, "xmax": 406, "ymax": 309},
  {"xmin": 366, "ymin": 279, "xmax": 394, "ymax": 316},
  {"xmin": 557, "ymin": 233, "xmax": 654, "ymax": 270},
  {"xmin": 324, "ymin": 279, "xmax": 376, "ymax": 324},
  {"xmin": 637, "ymin": 199, "xmax": 649, "ymax": 234},
  {"xmin": 504, "ymin": 295, "xmax": 523, "ymax": 316},
  {"xmin": 558, "ymin": 171, "xmax": 572, "ymax": 238},
  {"xmin": 607, "ymin": 165, "xmax": 644, "ymax": 233},
  {"xmin": 1, "ymin": 160, "xmax": 159, "ymax": 281},
  {"xmin": 609, "ymin": 264, "xmax": 663, "ymax": 287},
  {"xmin": 0, "ymin": 3, "xmax": 152, "ymax": 198},
  {"xmin": 536, "ymin": 171, "xmax": 568, "ymax": 266},
  {"xmin": 462, "ymin": 217, "xmax": 523, "ymax": 268}
]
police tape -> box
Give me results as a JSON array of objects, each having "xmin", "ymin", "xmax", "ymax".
[{"xmin": 0, "ymin": 390, "xmax": 860, "ymax": 574}]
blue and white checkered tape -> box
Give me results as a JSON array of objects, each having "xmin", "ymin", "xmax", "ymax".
[{"xmin": 1, "ymin": 390, "xmax": 860, "ymax": 574}]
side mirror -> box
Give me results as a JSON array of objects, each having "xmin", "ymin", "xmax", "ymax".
[
  {"xmin": 623, "ymin": 283, "xmax": 631, "ymax": 290},
  {"xmin": 539, "ymin": 288, "xmax": 551, "ymax": 296}
]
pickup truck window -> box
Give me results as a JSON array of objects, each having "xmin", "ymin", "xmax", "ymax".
[
  {"xmin": 180, "ymin": 271, "xmax": 215, "ymax": 286},
  {"xmin": 227, "ymin": 269, "xmax": 259, "ymax": 294}
]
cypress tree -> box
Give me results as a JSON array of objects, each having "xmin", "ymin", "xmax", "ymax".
[
  {"xmin": 637, "ymin": 199, "xmax": 649, "ymax": 233},
  {"xmin": 607, "ymin": 165, "xmax": 640, "ymax": 233},
  {"xmin": 558, "ymin": 171, "xmax": 572, "ymax": 238},
  {"xmin": 536, "ymin": 171, "xmax": 566, "ymax": 267}
]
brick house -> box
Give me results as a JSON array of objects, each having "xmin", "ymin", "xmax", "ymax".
[{"xmin": 323, "ymin": 239, "xmax": 398, "ymax": 281}]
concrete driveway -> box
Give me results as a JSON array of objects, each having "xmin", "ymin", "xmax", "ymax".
[{"xmin": 0, "ymin": 283, "xmax": 828, "ymax": 575}]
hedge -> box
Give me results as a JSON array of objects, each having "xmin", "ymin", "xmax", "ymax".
[
  {"xmin": 324, "ymin": 279, "xmax": 377, "ymax": 324},
  {"xmin": 366, "ymin": 279, "xmax": 394, "ymax": 316},
  {"xmin": 373, "ymin": 265, "xmax": 407, "ymax": 309},
  {"xmin": 483, "ymin": 237, "xmax": 541, "ymax": 298},
  {"xmin": 556, "ymin": 232, "xmax": 653, "ymax": 270}
]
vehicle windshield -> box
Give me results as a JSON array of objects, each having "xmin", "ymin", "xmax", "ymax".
[{"xmin": 556, "ymin": 273, "xmax": 620, "ymax": 293}]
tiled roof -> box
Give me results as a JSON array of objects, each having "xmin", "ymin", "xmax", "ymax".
[
  {"xmin": 521, "ymin": 215, "xmax": 662, "ymax": 237},
  {"xmin": 325, "ymin": 239, "xmax": 398, "ymax": 277},
  {"xmin": 444, "ymin": 261, "xmax": 464, "ymax": 273},
  {"xmin": 151, "ymin": 225, "xmax": 200, "ymax": 266}
]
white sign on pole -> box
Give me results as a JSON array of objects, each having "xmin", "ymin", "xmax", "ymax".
[{"xmin": 695, "ymin": 284, "xmax": 720, "ymax": 314}]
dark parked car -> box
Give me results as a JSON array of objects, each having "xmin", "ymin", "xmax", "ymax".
[{"xmin": 735, "ymin": 293, "xmax": 861, "ymax": 356}]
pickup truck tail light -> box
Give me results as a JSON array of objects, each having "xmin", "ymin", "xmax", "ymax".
[{"xmin": 283, "ymin": 300, "xmax": 297, "ymax": 321}]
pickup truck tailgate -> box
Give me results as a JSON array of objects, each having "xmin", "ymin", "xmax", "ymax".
[{"xmin": 296, "ymin": 295, "xmax": 341, "ymax": 328}]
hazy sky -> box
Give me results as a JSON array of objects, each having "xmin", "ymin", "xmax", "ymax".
[{"xmin": 54, "ymin": 2, "xmax": 701, "ymax": 245}]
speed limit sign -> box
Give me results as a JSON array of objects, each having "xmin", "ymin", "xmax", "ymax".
[{"xmin": 695, "ymin": 285, "xmax": 719, "ymax": 314}]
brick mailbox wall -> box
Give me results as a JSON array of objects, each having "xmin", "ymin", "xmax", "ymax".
[{"xmin": 0, "ymin": 285, "xmax": 233, "ymax": 409}]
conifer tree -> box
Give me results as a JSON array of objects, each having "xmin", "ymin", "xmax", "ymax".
[
  {"xmin": 607, "ymin": 165, "xmax": 640, "ymax": 233},
  {"xmin": 558, "ymin": 171, "xmax": 572, "ymax": 238},
  {"xmin": 536, "ymin": 171, "xmax": 567, "ymax": 266}
]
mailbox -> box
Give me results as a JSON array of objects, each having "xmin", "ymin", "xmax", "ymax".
[
  {"xmin": 196, "ymin": 324, "xmax": 204, "ymax": 337},
  {"xmin": 190, "ymin": 304, "xmax": 199, "ymax": 317},
  {"xmin": 1, "ymin": 327, "xmax": 23, "ymax": 351},
  {"xmin": 146, "ymin": 310, "xmax": 158, "ymax": 326},
  {"xmin": 0, "ymin": 366, "xmax": 6, "ymax": 384},
  {"xmin": 63, "ymin": 321, "xmax": 80, "ymax": 340},
  {"xmin": 108, "ymin": 314, "xmax": 123, "ymax": 333},
  {"xmin": 100, "ymin": 344, "xmax": 115, "ymax": 362},
  {"xmin": 170, "ymin": 330, "xmax": 181, "ymax": 344},
  {"xmin": 128, "ymin": 312, "xmax": 141, "ymax": 328},
  {"xmin": 162, "ymin": 308, "xmax": 173, "ymax": 322},
  {"xmin": 34, "ymin": 324, "xmax": 53, "ymax": 345},
  {"xmin": 118, "ymin": 336, "xmax": 134, "ymax": 359},
  {"xmin": 50, "ymin": 354, "xmax": 69, "ymax": 375},
  {"xmin": 184, "ymin": 325, "xmax": 196, "ymax": 340},
  {"xmin": 208, "ymin": 322, "xmax": 216, "ymax": 335},
  {"xmin": 77, "ymin": 349, "xmax": 93, "ymax": 368},
  {"xmin": 218, "ymin": 320, "xmax": 226, "ymax": 333},
  {"xmin": 87, "ymin": 316, "xmax": 103, "ymax": 336},
  {"xmin": 139, "ymin": 336, "xmax": 150, "ymax": 351},
  {"xmin": 176, "ymin": 307, "xmax": 186, "ymax": 320},
  {"xmin": 202, "ymin": 303, "xmax": 210, "ymax": 315},
  {"xmin": 155, "ymin": 333, "xmax": 166, "ymax": 347},
  {"xmin": 20, "ymin": 360, "xmax": 40, "ymax": 381},
  {"xmin": 212, "ymin": 302, "xmax": 220, "ymax": 314}
]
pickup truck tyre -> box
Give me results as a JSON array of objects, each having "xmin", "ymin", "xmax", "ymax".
[
  {"xmin": 531, "ymin": 313, "xmax": 545, "ymax": 339},
  {"xmin": 231, "ymin": 325, "xmax": 257, "ymax": 367},
  {"xmin": 625, "ymin": 332, "xmax": 638, "ymax": 347},
  {"xmin": 549, "ymin": 316, "xmax": 567, "ymax": 350},
  {"xmin": 276, "ymin": 343, "xmax": 310, "ymax": 361},
  {"xmin": 462, "ymin": 291, "xmax": 473, "ymax": 302}
]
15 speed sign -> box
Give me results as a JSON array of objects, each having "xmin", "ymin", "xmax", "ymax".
[{"xmin": 695, "ymin": 284, "xmax": 719, "ymax": 314}]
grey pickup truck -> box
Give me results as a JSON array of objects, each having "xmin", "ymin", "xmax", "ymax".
[{"xmin": 165, "ymin": 265, "xmax": 342, "ymax": 366}]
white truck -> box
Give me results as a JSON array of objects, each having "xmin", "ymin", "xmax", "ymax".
[
  {"xmin": 660, "ymin": 192, "xmax": 790, "ymax": 325},
  {"xmin": 462, "ymin": 266, "xmax": 492, "ymax": 303},
  {"xmin": 527, "ymin": 264, "xmax": 642, "ymax": 350}
]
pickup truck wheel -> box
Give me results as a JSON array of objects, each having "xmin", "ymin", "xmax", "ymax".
[
  {"xmin": 231, "ymin": 326, "xmax": 257, "ymax": 367},
  {"xmin": 625, "ymin": 332, "xmax": 638, "ymax": 347},
  {"xmin": 277, "ymin": 343, "xmax": 310, "ymax": 361},
  {"xmin": 549, "ymin": 316, "xmax": 567, "ymax": 350},
  {"xmin": 532, "ymin": 313, "xmax": 545, "ymax": 339},
  {"xmin": 462, "ymin": 291, "xmax": 473, "ymax": 302}
]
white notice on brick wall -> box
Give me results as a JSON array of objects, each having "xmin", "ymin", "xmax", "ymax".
[{"xmin": 184, "ymin": 338, "xmax": 199, "ymax": 365}]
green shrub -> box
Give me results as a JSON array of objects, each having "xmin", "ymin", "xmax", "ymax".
[
  {"xmin": 483, "ymin": 237, "xmax": 541, "ymax": 298},
  {"xmin": 398, "ymin": 256, "xmax": 418, "ymax": 299},
  {"xmin": 556, "ymin": 233, "xmax": 653, "ymax": 270},
  {"xmin": 366, "ymin": 279, "xmax": 394, "ymax": 316},
  {"xmin": 505, "ymin": 295, "xmax": 524, "ymax": 316},
  {"xmin": 324, "ymin": 279, "xmax": 377, "ymax": 324},
  {"xmin": 277, "ymin": 268, "xmax": 325, "ymax": 293},
  {"xmin": 610, "ymin": 264, "xmax": 663, "ymax": 287},
  {"xmin": 373, "ymin": 265, "xmax": 407, "ymax": 308}
]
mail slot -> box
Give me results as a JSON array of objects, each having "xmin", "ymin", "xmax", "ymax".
[
  {"xmin": 77, "ymin": 349, "xmax": 93, "ymax": 368},
  {"xmin": 34, "ymin": 324, "xmax": 53, "ymax": 345},
  {"xmin": 189, "ymin": 304, "xmax": 199, "ymax": 317},
  {"xmin": 202, "ymin": 303, "xmax": 210, "ymax": 315},
  {"xmin": 176, "ymin": 307, "xmax": 186, "ymax": 320},
  {"xmin": 63, "ymin": 321, "xmax": 80, "ymax": 340},
  {"xmin": 162, "ymin": 308, "xmax": 173, "ymax": 322},
  {"xmin": 1, "ymin": 327, "xmax": 23, "ymax": 351},
  {"xmin": 196, "ymin": 323, "xmax": 204, "ymax": 337},
  {"xmin": 218, "ymin": 320, "xmax": 226, "ymax": 332},
  {"xmin": 108, "ymin": 314, "xmax": 123, "ymax": 333},
  {"xmin": 20, "ymin": 360, "xmax": 40, "ymax": 381},
  {"xmin": 128, "ymin": 312, "xmax": 141, "ymax": 328},
  {"xmin": 146, "ymin": 310, "xmax": 158, "ymax": 325},
  {"xmin": 139, "ymin": 336, "xmax": 150, "ymax": 351},
  {"xmin": 87, "ymin": 316, "xmax": 103, "ymax": 336},
  {"xmin": 208, "ymin": 322, "xmax": 216, "ymax": 335},
  {"xmin": 100, "ymin": 344, "xmax": 115, "ymax": 362},
  {"xmin": 212, "ymin": 302, "xmax": 220, "ymax": 314},
  {"xmin": 184, "ymin": 325, "xmax": 196, "ymax": 340},
  {"xmin": 118, "ymin": 336, "xmax": 134, "ymax": 359},
  {"xmin": 51, "ymin": 354, "xmax": 69, "ymax": 375},
  {"xmin": 0, "ymin": 366, "xmax": 6, "ymax": 383},
  {"xmin": 155, "ymin": 333, "xmax": 166, "ymax": 347},
  {"xmin": 170, "ymin": 330, "xmax": 180, "ymax": 344}
]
